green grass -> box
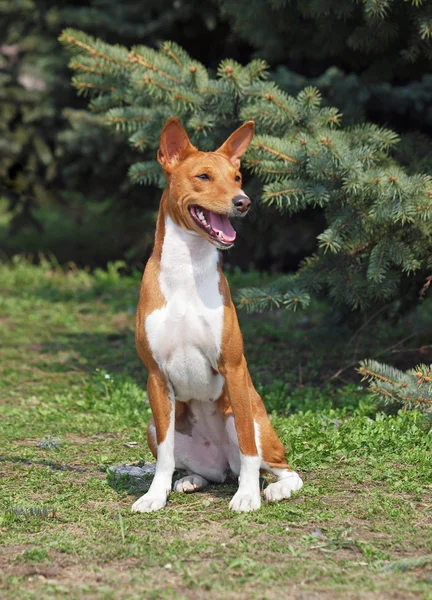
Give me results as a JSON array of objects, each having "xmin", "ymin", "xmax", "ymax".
[{"xmin": 1, "ymin": 258, "xmax": 431, "ymax": 599}]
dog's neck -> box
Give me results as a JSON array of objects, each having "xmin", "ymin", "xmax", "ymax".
[{"xmin": 153, "ymin": 191, "xmax": 220, "ymax": 293}]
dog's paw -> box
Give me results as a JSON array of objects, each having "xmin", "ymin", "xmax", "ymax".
[
  {"xmin": 131, "ymin": 493, "xmax": 167, "ymax": 513},
  {"xmin": 173, "ymin": 474, "xmax": 208, "ymax": 493},
  {"xmin": 264, "ymin": 472, "xmax": 303, "ymax": 503},
  {"xmin": 229, "ymin": 491, "xmax": 261, "ymax": 512}
]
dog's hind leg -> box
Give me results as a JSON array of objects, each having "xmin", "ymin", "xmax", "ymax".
[
  {"xmin": 248, "ymin": 379, "xmax": 303, "ymax": 503},
  {"xmin": 173, "ymin": 473, "xmax": 208, "ymax": 493}
]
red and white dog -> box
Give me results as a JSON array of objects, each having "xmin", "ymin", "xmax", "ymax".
[{"xmin": 133, "ymin": 119, "xmax": 303, "ymax": 513}]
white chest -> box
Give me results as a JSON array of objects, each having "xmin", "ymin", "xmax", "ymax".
[{"xmin": 145, "ymin": 217, "xmax": 225, "ymax": 402}]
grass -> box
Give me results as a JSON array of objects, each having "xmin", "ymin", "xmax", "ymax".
[{"xmin": 1, "ymin": 257, "xmax": 431, "ymax": 599}]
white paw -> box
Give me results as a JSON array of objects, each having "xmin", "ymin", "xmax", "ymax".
[
  {"xmin": 131, "ymin": 493, "xmax": 167, "ymax": 513},
  {"xmin": 229, "ymin": 491, "xmax": 261, "ymax": 512},
  {"xmin": 264, "ymin": 472, "xmax": 303, "ymax": 503},
  {"xmin": 173, "ymin": 474, "xmax": 208, "ymax": 493}
]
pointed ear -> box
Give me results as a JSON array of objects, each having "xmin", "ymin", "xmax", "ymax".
[
  {"xmin": 157, "ymin": 118, "xmax": 196, "ymax": 170},
  {"xmin": 217, "ymin": 121, "xmax": 255, "ymax": 168}
]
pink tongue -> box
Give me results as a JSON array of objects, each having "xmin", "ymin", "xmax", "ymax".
[{"xmin": 207, "ymin": 211, "xmax": 236, "ymax": 243}]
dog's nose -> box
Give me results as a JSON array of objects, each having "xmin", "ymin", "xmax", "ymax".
[{"xmin": 232, "ymin": 195, "xmax": 251, "ymax": 213}]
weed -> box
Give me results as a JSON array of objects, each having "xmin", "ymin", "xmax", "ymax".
[{"xmin": 19, "ymin": 548, "xmax": 49, "ymax": 563}]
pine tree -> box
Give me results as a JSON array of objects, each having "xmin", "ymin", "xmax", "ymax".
[
  {"xmin": 1, "ymin": 0, "xmax": 65, "ymax": 234},
  {"xmin": 60, "ymin": 29, "xmax": 432, "ymax": 313},
  {"xmin": 218, "ymin": 0, "xmax": 432, "ymax": 80},
  {"xmin": 0, "ymin": 0, "xmax": 225, "ymax": 257},
  {"xmin": 359, "ymin": 360, "xmax": 432, "ymax": 414}
]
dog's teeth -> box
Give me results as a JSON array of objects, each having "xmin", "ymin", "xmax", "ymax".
[
  {"xmin": 196, "ymin": 209, "xmax": 206, "ymax": 224},
  {"xmin": 194, "ymin": 207, "xmax": 210, "ymax": 229}
]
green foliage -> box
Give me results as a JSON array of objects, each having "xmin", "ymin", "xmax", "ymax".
[
  {"xmin": 0, "ymin": 0, "xmax": 224, "ymax": 262},
  {"xmin": 3, "ymin": 0, "xmax": 432, "ymax": 279},
  {"xmin": 0, "ymin": 1, "xmax": 63, "ymax": 233},
  {"xmin": 82, "ymin": 368, "xmax": 150, "ymax": 424},
  {"xmin": 60, "ymin": 30, "xmax": 432, "ymax": 314},
  {"xmin": 19, "ymin": 548, "xmax": 49, "ymax": 562},
  {"xmin": 218, "ymin": 0, "xmax": 432, "ymax": 77},
  {"xmin": 236, "ymin": 276, "xmax": 311, "ymax": 312},
  {"xmin": 359, "ymin": 359, "xmax": 432, "ymax": 413}
]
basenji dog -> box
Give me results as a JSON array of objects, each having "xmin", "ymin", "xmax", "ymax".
[{"xmin": 132, "ymin": 119, "xmax": 303, "ymax": 513}]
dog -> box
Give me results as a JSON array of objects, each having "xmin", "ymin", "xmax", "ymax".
[{"xmin": 132, "ymin": 118, "xmax": 303, "ymax": 512}]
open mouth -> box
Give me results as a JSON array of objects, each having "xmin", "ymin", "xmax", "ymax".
[{"xmin": 189, "ymin": 205, "xmax": 236, "ymax": 248}]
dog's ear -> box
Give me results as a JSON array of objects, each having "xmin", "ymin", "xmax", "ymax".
[
  {"xmin": 158, "ymin": 119, "xmax": 196, "ymax": 170},
  {"xmin": 217, "ymin": 121, "xmax": 255, "ymax": 168}
]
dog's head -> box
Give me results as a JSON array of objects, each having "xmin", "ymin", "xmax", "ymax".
[{"xmin": 157, "ymin": 118, "xmax": 254, "ymax": 250}]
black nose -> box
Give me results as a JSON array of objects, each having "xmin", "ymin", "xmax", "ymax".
[{"xmin": 232, "ymin": 195, "xmax": 251, "ymax": 213}]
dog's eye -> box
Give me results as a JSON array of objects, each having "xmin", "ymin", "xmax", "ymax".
[
  {"xmin": 197, "ymin": 174, "xmax": 210, "ymax": 181},
  {"xmin": 235, "ymin": 175, "xmax": 241, "ymax": 182}
]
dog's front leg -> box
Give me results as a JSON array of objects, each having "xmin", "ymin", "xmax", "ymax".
[
  {"xmin": 132, "ymin": 371, "xmax": 175, "ymax": 513},
  {"xmin": 222, "ymin": 359, "xmax": 261, "ymax": 513}
]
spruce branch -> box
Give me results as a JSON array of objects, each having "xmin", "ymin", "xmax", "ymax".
[
  {"xmin": 129, "ymin": 161, "xmax": 165, "ymax": 187},
  {"xmin": 105, "ymin": 108, "xmax": 153, "ymax": 132},
  {"xmin": 236, "ymin": 277, "xmax": 311, "ymax": 312},
  {"xmin": 359, "ymin": 359, "xmax": 432, "ymax": 412},
  {"xmin": 59, "ymin": 29, "xmax": 129, "ymax": 68},
  {"xmin": 128, "ymin": 48, "xmax": 181, "ymax": 83},
  {"xmin": 160, "ymin": 41, "xmax": 187, "ymax": 70},
  {"xmin": 419, "ymin": 274, "xmax": 432, "ymax": 299},
  {"xmin": 252, "ymin": 138, "xmax": 299, "ymax": 164}
]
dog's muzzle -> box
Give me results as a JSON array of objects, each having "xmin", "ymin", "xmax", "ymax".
[{"xmin": 232, "ymin": 195, "xmax": 251, "ymax": 216}]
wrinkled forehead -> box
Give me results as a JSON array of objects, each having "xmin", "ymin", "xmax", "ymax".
[{"xmin": 178, "ymin": 151, "xmax": 236, "ymax": 175}]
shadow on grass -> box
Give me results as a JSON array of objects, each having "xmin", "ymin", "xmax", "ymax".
[
  {"xmin": 107, "ymin": 465, "xmax": 239, "ymax": 500},
  {"xmin": 0, "ymin": 455, "xmax": 99, "ymax": 474},
  {"xmin": 38, "ymin": 330, "xmax": 144, "ymax": 383}
]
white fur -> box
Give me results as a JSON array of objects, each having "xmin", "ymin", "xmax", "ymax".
[
  {"xmin": 173, "ymin": 474, "xmax": 208, "ymax": 493},
  {"xmin": 229, "ymin": 454, "xmax": 261, "ymax": 512},
  {"xmin": 131, "ymin": 397, "xmax": 175, "ymax": 513},
  {"xmin": 226, "ymin": 416, "xmax": 262, "ymax": 513},
  {"xmin": 264, "ymin": 471, "xmax": 303, "ymax": 503},
  {"xmin": 145, "ymin": 216, "xmax": 225, "ymax": 402}
]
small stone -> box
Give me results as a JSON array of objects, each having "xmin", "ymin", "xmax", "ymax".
[
  {"xmin": 107, "ymin": 463, "xmax": 156, "ymax": 492},
  {"xmin": 310, "ymin": 529, "xmax": 326, "ymax": 539},
  {"xmin": 37, "ymin": 436, "xmax": 62, "ymax": 450}
]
